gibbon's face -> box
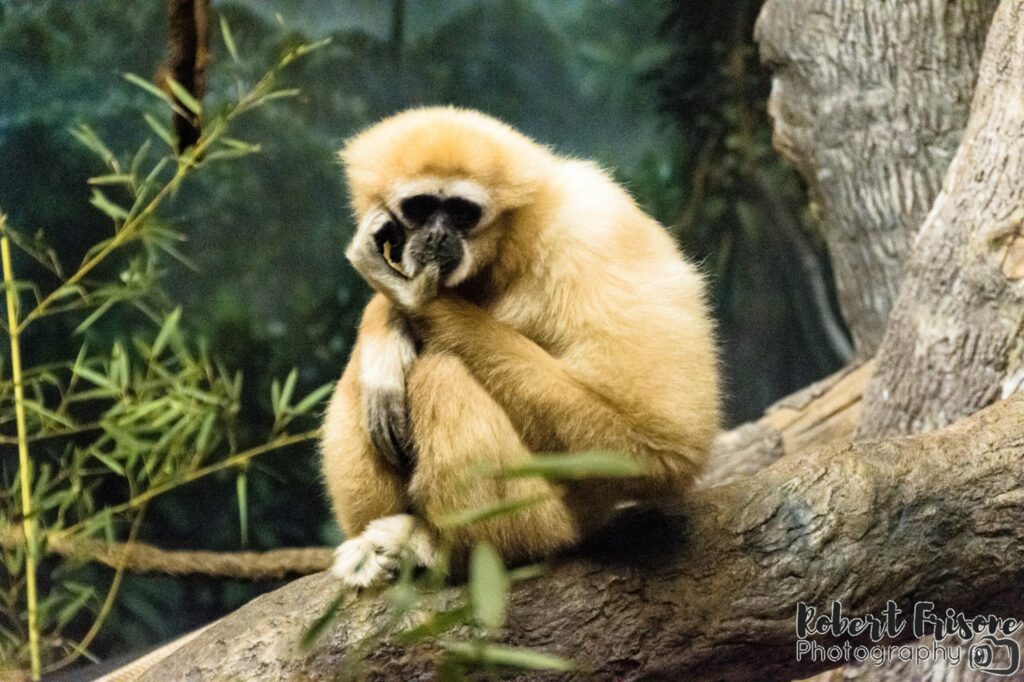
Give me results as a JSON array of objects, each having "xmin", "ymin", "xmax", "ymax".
[
  {"xmin": 342, "ymin": 108, "xmax": 552, "ymax": 291},
  {"xmin": 361, "ymin": 176, "xmax": 495, "ymax": 288}
]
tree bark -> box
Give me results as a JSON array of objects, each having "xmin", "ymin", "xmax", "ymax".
[
  {"xmin": 138, "ymin": 395, "xmax": 1024, "ymax": 681},
  {"xmin": 754, "ymin": 0, "xmax": 997, "ymax": 357},
  {"xmin": 856, "ymin": 0, "xmax": 1024, "ymax": 439}
]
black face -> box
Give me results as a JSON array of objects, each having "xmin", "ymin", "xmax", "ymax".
[{"xmin": 376, "ymin": 194, "xmax": 482, "ymax": 279}]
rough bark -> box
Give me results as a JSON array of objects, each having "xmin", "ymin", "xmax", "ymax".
[
  {"xmin": 165, "ymin": 0, "xmax": 210, "ymax": 151},
  {"xmin": 754, "ymin": 0, "xmax": 996, "ymax": 356},
  {"xmin": 703, "ymin": 360, "xmax": 871, "ymax": 487},
  {"xmin": 139, "ymin": 394, "xmax": 1024, "ymax": 682},
  {"xmin": 857, "ymin": 0, "xmax": 1024, "ymax": 439}
]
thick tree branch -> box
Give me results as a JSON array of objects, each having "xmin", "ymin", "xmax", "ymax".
[{"xmin": 140, "ymin": 394, "xmax": 1024, "ymax": 681}]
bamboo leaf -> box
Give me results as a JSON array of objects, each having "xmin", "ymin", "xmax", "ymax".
[
  {"xmin": 278, "ymin": 369, "xmax": 297, "ymax": 413},
  {"xmin": 397, "ymin": 605, "xmax": 472, "ymax": 644},
  {"xmin": 73, "ymin": 297, "xmax": 120, "ymax": 335},
  {"xmin": 88, "ymin": 174, "xmax": 132, "ymax": 186},
  {"xmin": 497, "ymin": 451, "xmax": 647, "ymax": 480},
  {"xmin": 150, "ymin": 307, "xmax": 182, "ymax": 359},
  {"xmin": 436, "ymin": 494, "xmax": 549, "ymax": 529},
  {"xmin": 91, "ymin": 450, "xmax": 126, "ymax": 476},
  {"xmin": 292, "ymin": 382, "xmax": 334, "ymax": 415},
  {"xmin": 165, "ymin": 77, "xmax": 203, "ymax": 115},
  {"xmin": 300, "ymin": 590, "xmax": 347, "ymax": 650},
  {"xmin": 72, "ymin": 366, "xmax": 117, "ymax": 392},
  {"xmin": 69, "ymin": 124, "xmax": 116, "ymax": 168},
  {"xmin": 143, "ymin": 113, "xmax": 175, "ymax": 149},
  {"xmin": 123, "ymin": 72, "xmax": 174, "ymax": 107},
  {"xmin": 236, "ymin": 470, "xmax": 248, "ymax": 545},
  {"xmin": 220, "ymin": 16, "xmax": 240, "ymax": 63},
  {"xmin": 469, "ymin": 543, "xmax": 507, "ymax": 630},
  {"xmin": 89, "ymin": 189, "xmax": 129, "ymax": 221},
  {"xmin": 442, "ymin": 642, "xmax": 574, "ymax": 672}
]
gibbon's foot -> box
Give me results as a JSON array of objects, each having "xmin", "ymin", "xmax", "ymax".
[{"xmin": 330, "ymin": 514, "xmax": 437, "ymax": 588}]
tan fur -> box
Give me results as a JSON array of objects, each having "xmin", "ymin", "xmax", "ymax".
[{"xmin": 322, "ymin": 106, "xmax": 720, "ymax": 568}]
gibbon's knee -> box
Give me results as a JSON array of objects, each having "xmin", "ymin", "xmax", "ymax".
[{"xmin": 404, "ymin": 353, "xmax": 584, "ymax": 562}]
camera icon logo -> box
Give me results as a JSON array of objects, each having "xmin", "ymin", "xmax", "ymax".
[{"xmin": 968, "ymin": 636, "xmax": 1021, "ymax": 676}]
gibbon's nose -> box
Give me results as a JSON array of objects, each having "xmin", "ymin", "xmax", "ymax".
[{"xmin": 425, "ymin": 218, "xmax": 463, "ymax": 276}]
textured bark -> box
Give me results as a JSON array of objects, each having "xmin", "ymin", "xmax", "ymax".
[
  {"xmin": 139, "ymin": 395, "xmax": 1024, "ymax": 682},
  {"xmin": 166, "ymin": 0, "xmax": 210, "ymax": 151},
  {"xmin": 857, "ymin": 0, "xmax": 1024, "ymax": 439},
  {"xmin": 703, "ymin": 360, "xmax": 871, "ymax": 487},
  {"xmin": 754, "ymin": 0, "xmax": 996, "ymax": 356}
]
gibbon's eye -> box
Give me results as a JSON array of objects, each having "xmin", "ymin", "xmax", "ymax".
[
  {"xmin": 442, "ymin": 197, "xmax": 483, "ymax": 231},
  {"xmin": 400, "ymin": 194, "xmax": 441, "ymax": 225}
]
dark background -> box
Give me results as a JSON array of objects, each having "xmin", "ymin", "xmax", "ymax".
[{"xmin": 0, "ymin": 0, "xmax": 848, "ymax": 660}]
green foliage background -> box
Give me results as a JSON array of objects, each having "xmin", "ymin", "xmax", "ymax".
[{"xmin": 0, "ymin": 0, "xmax": 848, "ymax": 670}]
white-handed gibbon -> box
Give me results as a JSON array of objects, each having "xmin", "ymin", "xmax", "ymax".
[{"xmin": 321, "ymin": 107, "xmax": 719, "ymax": 587}]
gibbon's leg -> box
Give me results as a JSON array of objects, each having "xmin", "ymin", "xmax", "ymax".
[
  {"xmin": 412, "ymin": 299, "xmax": 705, "ymax": 500},
  {"xmin": 405, "ymin": 352, "xmax": 613, "ymax": 564},
  {"xmin": 322, "ymin": 296, "xmax": 436, "ymax": 587}
]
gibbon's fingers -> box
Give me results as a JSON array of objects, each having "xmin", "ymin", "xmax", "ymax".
[
  {"xmin": 346, "ymin": 211, "xmax": 440, "ymax": 311},
  {"xmin": 330, "ymin": 514, "xmax": 437, "ymax": 588}
]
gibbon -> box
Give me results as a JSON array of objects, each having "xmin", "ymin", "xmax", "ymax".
[{"xmin": 321, "ymin": 107, "xmax": 719, "ymax": 587}]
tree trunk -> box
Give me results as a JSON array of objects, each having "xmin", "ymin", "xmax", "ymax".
[
  {"xmin": 856, "ymin": 0, "xmax": 1024, "ymax": 439},
  {"xmin": 137, "ymin": 395, "xmax": 1024, "ymax": 681},
  {"xmin": 754, "ymin": 0, "xmax": 997, "ymax": 357}
]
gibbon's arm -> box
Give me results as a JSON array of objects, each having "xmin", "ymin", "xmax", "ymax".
[{"xmin": 409, "ymin": 297, "xmax": 687, "ymax": 465}]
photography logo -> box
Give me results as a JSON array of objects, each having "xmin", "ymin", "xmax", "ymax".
[{"xmin": 795, "ymin": 601, "xmax": 1022, "ymax": 676}]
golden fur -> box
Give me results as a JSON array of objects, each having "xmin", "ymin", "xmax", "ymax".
[{"xmin": 321, "ymin": 107, "xmax": 719, "ymax": 578}]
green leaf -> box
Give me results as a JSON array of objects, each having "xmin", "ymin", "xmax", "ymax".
[
  {"xmin": 278, "ymin": 369, "xmax": 297, "ymax": 413},
  {"xmin": 144, "ymin": 113, "xmax": 175, "ymax": 149},
  {"xmin": 442, "ymin": 642, "xmax": 574, "ymax": 672},
  {"xmin": 69, "ymin": 124, "xmax": 116, "ymax": 168},
  {"xmin": 220, "ymin": 15, "xmax": 240, "ymax": 63},
  {"xmin": 90, "ymin": 189, "xmax": 129, "ymax": 220},
  {"xmin": 150, "ymin": 307, "xmax": 182, "ymax": 358},
  {"xmin": 88, "ymin": 174, "xmax": 132, "ymax": 186},
  {"xmin": 73, "ymin": 297, "xmax": 120, "ymax": 335},
  {"xmin": 56, "ymin": 583, "xmax": 97, "ymax": 629},
  {"xmin": 292, "ymin": 382, "xmax": 334, "ymax": 415},
  {"xmin": 436, "ymin": 494, "xmax": 549, "ymax": 529},
  {"xmin": 397, "ymin": 605, "xmax": 472, "ymax": 644},
  {"xmin": 165, "ymin": 77, "xmax": 203, "ymax": 116},
  {"xmin": 123, "ymin": 72, "xmax": 174, "ymax": 107},
  {"xmin": 469, "ymin": 543, "xmax": 507, "ymax": 630},
  {"xmin": 194, "ymin": 411, "xmax": 217, "ymax": 454},
  {"xmin": 300, "ymin": 590, "xmax": 347, "ymax": 649},
  {"xmin": 236, "ymin": 470, "xmax": 248, "ymax": 545},
  {"xmin": 497, "ymin": 451, "xmax": 646, "ymax": 480},
  {"xmin": 220, "ymin": 137, "xmax": 261, "ymax": 152},
  {"xmin": 91, "ymin": 450, "xmax": 126, "ymax": 476}
]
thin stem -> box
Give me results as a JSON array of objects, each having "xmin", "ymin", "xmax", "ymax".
[
  {"xmin": 59, "ymin": 429, "xmax": 318, "ymax": 537},
  {"xmin": 43, "ymin": 508, "xmax": 147, "ymax": 674},
  {"xmin": 2, "ymin": 216, "xmax": 41, "ymax": 680}
]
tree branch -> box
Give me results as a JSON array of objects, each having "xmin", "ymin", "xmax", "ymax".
[{"xmin": 139, "ymin": 394, "xmax": 1024, "ymax": 681}]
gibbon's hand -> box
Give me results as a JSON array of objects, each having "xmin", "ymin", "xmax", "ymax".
[{"xmin": 346, "ymin": 211, "xmax": 440, "ymax": 311}]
